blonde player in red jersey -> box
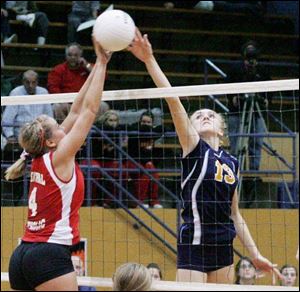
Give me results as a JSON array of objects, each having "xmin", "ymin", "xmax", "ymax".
[{"xmin": 5, "ymin": 38, "xmax": 111, "ymax": 291}]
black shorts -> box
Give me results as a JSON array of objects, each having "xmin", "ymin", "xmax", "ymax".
[
  {"xmin": 177, "ymin": 241, "xmax": 234, "ymax": 273},
  {"xmin": 9, "ymin": 241, "xmax": 75, "ymax": 290}
]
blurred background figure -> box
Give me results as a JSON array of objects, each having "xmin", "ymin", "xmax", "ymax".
[
  {"xmin": 68, "ymin": 1, "xmax": 100, "ymax": 43},
  {"xmin": 147, "ymin": 263, "xmax": 162, "ymax": 281},
  {"xmin": 127, "ymin": 111, "xmax": 163, "ymax": 209},
  {"xmin": 279, "ymin": 265, "xmax": 298, "ymax": 287},
  {"xmin": 113, "ymin": 263, "xmax": 152, "ymax": 291},
  {"xmin": 1, "ymin": 1, "xmax": 17, "ymax": 43},
  {"xmin": 5, "ymin": 1, "xmax": 49, "ymax": 45},
  {"xmin": 235, "ymin": 257, "xmax": 265, "ymax": 285}
]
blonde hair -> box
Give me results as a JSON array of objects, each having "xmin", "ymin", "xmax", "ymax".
[
  {"xmin": 96, "ymin": 110, "xmax": 119, "ymax": 126},
  {"xmin": 113, "ymin": 263, "xmax": 152, "ymax": 291},
  {"xmin": 5, "ymin": 115, "xmax": 53, "ymax": 180}
]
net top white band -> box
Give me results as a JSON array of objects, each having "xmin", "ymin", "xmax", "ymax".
[
  {"xmin": 1, "ymin": 79, "xmax": 298, "ymax": 106},
  {"xmin": 1, "ymin": 273, "xmax": 299, "ymax": 291}
]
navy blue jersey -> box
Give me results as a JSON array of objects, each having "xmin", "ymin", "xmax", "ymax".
[{"xmin": 180, "ymin": 139, "xmax": 238, "ymax": 244}]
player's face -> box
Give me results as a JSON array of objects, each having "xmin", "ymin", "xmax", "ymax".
[
  {"xmin": 281, "ymin": 267, "xmax": 297, "ymax": 286},
  {"xmin": 238, "ymin": 259, "xmax": 256, "ymax": 280},
  {"xmin": 190, "ymin": 109, "xmax": 223, "ymax": 138},
  {"xmin": 148, "ymin": 268, "xmax": 161, "ymax": 281},
  {"xmin": 106, "ymin": 114, "xmax": 119, "ymax": 128},
  {"xmin": 23, "ymin": 75, "xmax": 38, "ymax": 95},
  {"xmin": 66, "ymin": 46, "xmax": 82, "ymax": 68}
]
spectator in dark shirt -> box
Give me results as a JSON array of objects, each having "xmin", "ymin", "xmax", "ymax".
[
  {"xmin": 93, "ymin": 110, "xmax": 128, "ymax": 208},
  {"xmin": 127, "ymin": 111, "xmax": 163, "ymax": 209},
  {"xmin": 225, "ymin": 40, "xmax": 271, "ymax": 171}
]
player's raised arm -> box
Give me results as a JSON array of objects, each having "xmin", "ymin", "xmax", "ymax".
[{"xmin": 128, "ymin": 29, "xmax": 199, "ymax": 157}]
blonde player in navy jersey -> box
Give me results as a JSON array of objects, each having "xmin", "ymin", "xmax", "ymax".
[
  {"xmin": 128, "ymin": 29, "xmax": 282, "ymax": 284},
  {"xmin": 5, "ymin": 39, "xmax": 111, "ymax": 291}
]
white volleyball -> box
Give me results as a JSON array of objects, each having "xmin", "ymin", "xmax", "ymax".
[{"xmin": 93, "ymin": 10, "xmax": 135, "ymax": 52}]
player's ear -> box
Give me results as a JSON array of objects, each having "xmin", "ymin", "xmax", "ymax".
[{"xmin": 45, "ymin": 139, "xmax": 57, "ymax": 149}]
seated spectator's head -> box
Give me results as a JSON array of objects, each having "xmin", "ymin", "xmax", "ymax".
[
  {"xmin": 97, "ymin": 110, "xmax": 119, "ymax": 129},
  {"xmin": 241, "ymin": 40, "xmax": 260, "ymax": 70},
  {"xmin": 235, "ymin": 257, "xmax": 256, "ymax": 285},
  {"xmin": 65, "ymin": 43, "xmax": 83, "ymax": 69},
  {"xmin": 147, "ymin": 263, "xmax": 162, "ymax": 281},
  {"xmin": 23, "ymin": 70, "xmax": 38, "ymax": 95},
  {"xmin": 112, "ymin": 263, "xmax": 152, "ymax": 291},
  {"xmin": 71, "ymin": 255, "xmax": 85, "ymax": 277},
  {"xmin": 139, "ymin": 111, "xmax": 154, "ymax": 127},
  {"xmin": 280, "ymin": 265, "xmax": 297, "ymax": 286}
]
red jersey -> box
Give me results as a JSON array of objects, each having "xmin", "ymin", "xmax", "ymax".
[{"xmin": 22, "ymin": 152, "xmax": 84, "ymax": 245}]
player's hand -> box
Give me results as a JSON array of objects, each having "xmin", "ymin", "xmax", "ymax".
[
  {"xmin": 92, "ymin": 35, "xmax": 112, "ymax": 64},
  {"xmin": 127, "ymin": 28, "xmax": 153, "ymax": 63},
  {"xmin": 252, "ymin": 254, "xmax": 283, "ymax": 280}
]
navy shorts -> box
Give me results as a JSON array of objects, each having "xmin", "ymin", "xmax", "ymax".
[
  {"xmin": 177, "ymin": 242, "xmax": 234, "ymax": 273},
  {"xmin": 177, "ymin": 225, "xmax": 234, "ymax": 273},
  {"xmin": 9, "ymin": 241, "xmax": 75, "ymax": 290}
]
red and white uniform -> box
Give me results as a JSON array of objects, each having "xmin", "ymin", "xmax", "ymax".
[{"xmin": 22, "ymin": 152, "xmax": 84, "ymax": 246}]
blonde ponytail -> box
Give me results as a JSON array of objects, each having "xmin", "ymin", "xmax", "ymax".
[{"xmin": 5, "ymin": 157, "xmax": 27, "ymax": 181}]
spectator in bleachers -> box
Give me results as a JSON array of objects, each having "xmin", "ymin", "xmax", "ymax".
[
  {"xmin": 127, "ymin": 111, "xmax": 163, "ymax": 209},
  {"xmin": 1, "ymin": 1, "xmax": 17, "ymax": 43},
  {"xmin": 68, "ymin": 1, "xmax": 100, "ymax": 43},
  {"xmin": 5, "ymin": 1, "xmax": 49, "ymax": 45},
  {"xmin": 48, "ymin": 43, "xmax": 92, "ymax": 123},
  {"xmin": 2, "ymin": 70, "xmax": 53, "ymax": 151},
  {"xmin": 147, "ymin": 263, "xmax": 162, "ymax": 281},
  {"xmin": 279, "ymin": 265, "xmax": 298, "ymax": 287},
  {"xmin": 90, "ymin": 110, "xmax": 128, "ymax": 208},
  {"xmin": 225, "ymin": 40, "xmax": 271, "ymax": 170},
  {"xmin": 235, "ymin": 257, "xmax": 265, "ymax": 285},
  {"xmin": 113, "ymin": 263, "xmax": 152, "ymax": 291},
  {"xmin": 225, "ymin": 40, "xmax": 271, "ymax": 207},
  {"xmin": 2, "ymin": 70, "xmax": 53, "ymax": 206}
]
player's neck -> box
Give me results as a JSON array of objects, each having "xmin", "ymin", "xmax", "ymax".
[{"xmin": 201, "ymin": 135, "xmax": 220, "ymax": 152}]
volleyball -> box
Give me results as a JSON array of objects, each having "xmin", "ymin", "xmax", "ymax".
[{"xmin": 93, "ymin": 10, "xmax": 136, "ymax": 52}]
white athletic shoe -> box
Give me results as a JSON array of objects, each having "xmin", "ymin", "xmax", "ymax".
[
  {"xmin": 194, "ymin": 1, "xmax": 214, "ymax": 11},
  {"xmin": 16, "ymin": 13, "xmax": 35, "ymax": 27},
  {"xmin": 142, "ymin": 204, "xmax": 150, "ymax": 209},
  {"xmin": 153, "ymin": 204, "xmax": 163, "ymax": 209}
]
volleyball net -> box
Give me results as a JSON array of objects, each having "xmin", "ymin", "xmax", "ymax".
[{"xmin": 1, "ymin": 79, "xmax": 299, "ymax": 290}]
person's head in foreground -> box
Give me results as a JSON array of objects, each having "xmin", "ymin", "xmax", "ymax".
[
  {"xmin": 280, "ymin": 265, "xmax": 298, "ymax": 287},
  {"xmin": 113, "ymin": 262, "xmax": 152, "ymax": 291},
  {"xmin": 147, "ymin": 263, "xmax": 162, "ymax": 281},
  {"xmin": 235, "ymin": 257, "xmax": 257, "ymax": 285}
]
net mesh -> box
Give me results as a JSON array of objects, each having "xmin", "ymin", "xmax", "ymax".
[{"xmin": 1, "ymin": 80, "xmax": 299, "ymax": 290}]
